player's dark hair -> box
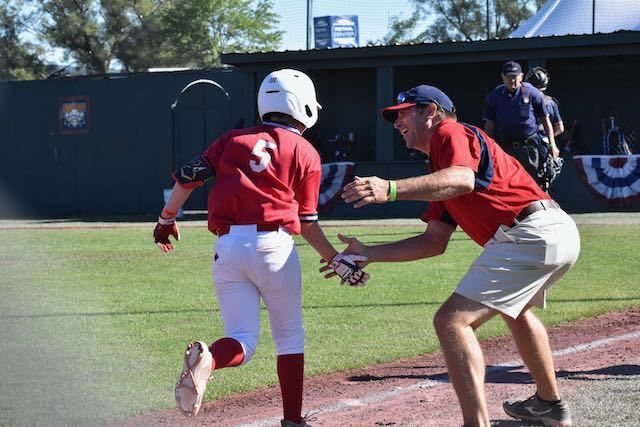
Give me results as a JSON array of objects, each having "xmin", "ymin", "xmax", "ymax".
[{"xmin": 262, "ymin": 112, "xmax": 305, "ymax": 130}]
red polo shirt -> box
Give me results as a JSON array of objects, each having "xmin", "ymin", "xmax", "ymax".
[{"xmin": 422, "ymin": 119, "xmax": 549, "ymax": 246}]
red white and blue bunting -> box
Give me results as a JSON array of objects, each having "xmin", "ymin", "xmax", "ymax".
[
  {"xmin": 319, "ymin": 162, "xmax": 355, "ymax": 213},
  {"xmin": 573, "ymin": 155, "xmax": 640, "ymax": 207}
]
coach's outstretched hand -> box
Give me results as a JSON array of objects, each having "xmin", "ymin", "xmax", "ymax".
[
  {"xmin": 342, "ymin": 175, "xmax": 391, "ymax": 208},
  {"xmin": 154, "ymin": 216, "xmax": 180, "ymax": 252},
  {"xmin": 335, "ymin": 233, "xmax": 369, "ymax": 263},
  {"xmin": 320, "ymin": 234, "xmax": 371, "ymax": 286},
  {"xmin": 326, "ymin": 253, "xmax": 370, "ymax": 287}
]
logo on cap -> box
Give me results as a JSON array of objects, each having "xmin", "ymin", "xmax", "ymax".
[
  {"xmin": 502, "ymin": 60, "xmax": 522, "ymax": 76},
  {"xmin": 380, "ymin": 85, "xmax": 456, "ymax": 122}
]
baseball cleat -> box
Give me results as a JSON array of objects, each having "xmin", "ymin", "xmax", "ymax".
[
  {"xmin": 281, "ymin": 418, "xmax": 313, "ymax": 427},
  {"xmin": 175, "ymin": 341, "xmax": 213, "ymax": 417},
  {"xmin": 503, "ymin": 394, "xmax": 572, "ymax": 426}
]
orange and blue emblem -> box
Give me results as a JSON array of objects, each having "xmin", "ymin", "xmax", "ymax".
[{"xmin": 59, "ymin": 96, "xmax": 90, "ymax": 133}]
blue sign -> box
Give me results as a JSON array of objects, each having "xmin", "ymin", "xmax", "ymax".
[{"xmin": 314, "ymin": 15, "xmax": 359, "ymax": 49}]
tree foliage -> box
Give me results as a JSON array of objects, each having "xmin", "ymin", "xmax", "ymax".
[
  {"xmin": 383, "ymin": 0, "xmax": 545, "ymax": 44},
  {"xmin": 2, "ymin": 0, "xmax": 282, "ymax": 79},
  {"xmin": 39, "ymin": 0, "xmax": 112, "ymax": 74},
  {"xmin": 0, "ymin": 0, "xmax": 47, "ymax": 80},
  {"xmin": 101, "ymin": 0, "xmax": 167, "ymax": 72},
  {"xmin": 160, "ymin": 0, "xmax": 282, "ymax": 68}
]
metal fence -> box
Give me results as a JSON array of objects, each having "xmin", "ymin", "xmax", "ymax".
[{"xmin": 273, "ymin": 0, "xmax": 640, "ymax": 51}]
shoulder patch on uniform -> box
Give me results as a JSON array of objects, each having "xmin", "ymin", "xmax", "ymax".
[{"xmin": 172, "ymin": 154, "xmax": 215, "ymax": 188}]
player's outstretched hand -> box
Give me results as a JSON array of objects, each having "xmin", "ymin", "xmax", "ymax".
[
  {"xmin": 344, "ymin": 268, "xmax": 369, "ymax": 287},
  {"xmin": 326, "ymin": 253, "xmax": 370, "ymax": 287},
  {"xmin": 342, "ymin": 175, "xmax": 391, "ymax": 208},
  {"xmin": 154, "ymin": 216, "xmax": 180, "ymax": 252}
]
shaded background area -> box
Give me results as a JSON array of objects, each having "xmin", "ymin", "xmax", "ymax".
[{"xmin": 1, "ymin": 33, "xmax": 640, "ymax": 219}]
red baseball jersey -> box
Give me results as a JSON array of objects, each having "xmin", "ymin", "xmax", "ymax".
[
  {"xmin": 202, "ymin": 123, "xmax": 321, "ymax": 235},
  {"xmin": 422, "ymin": 119, "xmax": 550, "ymax": 246}
]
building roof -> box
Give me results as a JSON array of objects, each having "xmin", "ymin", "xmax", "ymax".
[
  {"xmin": 221, "ymin": 31, "xmax": 640, "ymax": 71},
  {"xmin": 510, "ymin": 0, "xmax": 640, "ymax": 38}
]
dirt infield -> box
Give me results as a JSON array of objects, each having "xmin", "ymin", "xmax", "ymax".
[{"xmin": 121, "ymin": 307, "xmax": 640, "ymax": 427}]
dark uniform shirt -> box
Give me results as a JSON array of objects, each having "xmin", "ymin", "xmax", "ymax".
[
  {"xmin": 483, "ymin": 82, "xmax": 549, "ymax": 144},
  {"xmin": 545, "ymin": 96, "xmax": 562, "ymax": 126}
]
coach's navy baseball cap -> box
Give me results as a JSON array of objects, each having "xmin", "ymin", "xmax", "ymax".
[
  {"xmin": 502, "ymin": 60, "xmax": 522, "ymax": 76},
  {"xmin": 381, "ymin": 85, "xmax": 455, "ymax": 122}
]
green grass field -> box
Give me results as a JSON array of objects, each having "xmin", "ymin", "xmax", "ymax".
[{"xmin": 0, "ymin": 220, "xmax": 639, "ymax": 425}]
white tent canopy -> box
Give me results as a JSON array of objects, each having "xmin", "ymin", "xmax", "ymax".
[{"xmin": 510, "ymin": 0, "xmax": 640, "ymax": 38}]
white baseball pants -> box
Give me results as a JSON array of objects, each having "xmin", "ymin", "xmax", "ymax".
[{"xmin": 212, "ymin": 225, "xmax": 304, "ymax": 364}]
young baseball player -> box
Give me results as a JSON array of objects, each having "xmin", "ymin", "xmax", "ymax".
[{"xmin": 154, "ymin": 69, "xmax": 369, "ymax": 426}]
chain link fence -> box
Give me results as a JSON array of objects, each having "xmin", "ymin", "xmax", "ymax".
[
  {"xmin": 273, "ymin": 0, "xmax": 640, "ymax": 51},
  {"xmin": 272, "ymin": 0, "xmax": 415, "ymax": 51}
]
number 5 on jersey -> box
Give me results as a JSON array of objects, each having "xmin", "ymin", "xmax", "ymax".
[{"xmin": 250, "ymin": 139, "xmax": 277, "ymax": 173}]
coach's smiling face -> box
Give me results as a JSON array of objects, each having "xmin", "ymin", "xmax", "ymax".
[{"xmin": 393, "ymin": 104, "xmax": 436, "ymax": 154}]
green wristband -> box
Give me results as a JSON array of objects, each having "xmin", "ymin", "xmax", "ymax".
[{"xmin": 388, "ymin": 180, "xmax": 397, "ymax": 202}]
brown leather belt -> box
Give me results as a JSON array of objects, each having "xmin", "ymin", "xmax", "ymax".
[
  {"xmin": 214, "ymin": 224, "xmax": 284, "ymax": 237},
  {"xmin": 512, "ymin": 199, "xmax": 560, "ymax": 226}
]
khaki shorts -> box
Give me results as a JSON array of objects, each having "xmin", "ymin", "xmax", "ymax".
[{"xmin": 455, "ymin": 208, "xmax": 580, "ymax": 318}]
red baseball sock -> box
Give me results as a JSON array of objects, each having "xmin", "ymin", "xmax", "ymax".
[
  {"xmin": 209, "ymin": 337, "xmax": 244, "ymax": 371},
  {"xmin": 277, "ymin": 353, "xmax": 304, "ymax": 424}
]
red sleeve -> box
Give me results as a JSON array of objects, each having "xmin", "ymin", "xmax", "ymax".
[
  {"xmin": 432, "ymin": 124, "xmax": 481, "ymax": 173},
  {"xmin": 202, "ymin": 134, "xmax": 226, "ymax": 169},
  {"xmin": 294, "ymin": 146, "xmax": 322, "ymax": 220},
  {"xmin": 421, "ymin": 201, "xmax": 457, "ymax": 227},
  {"xmin": 295, "ymin": 170, "xmax": 321, "ymax": 219}
]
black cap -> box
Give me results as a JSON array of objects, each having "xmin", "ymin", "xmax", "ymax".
[{"xmin": 502, "ymin": 61, "xmax": 522, "ymax": 76}]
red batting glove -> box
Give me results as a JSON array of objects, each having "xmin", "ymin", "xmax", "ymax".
[{"xmin": 154, "ymin": 216, "xmax": 180, "ymax": 252}]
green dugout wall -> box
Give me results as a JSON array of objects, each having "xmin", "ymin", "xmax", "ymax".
[
  {"xmin": 2, "ymin": 31, "xmax": 640, "ymax": 218},
  {"xmin": 0, "ymin": 69, "xmax": 251, "ymax": 218}
]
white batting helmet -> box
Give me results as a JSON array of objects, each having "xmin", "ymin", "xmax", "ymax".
[{"xmin": 257, "ymin": 69, "xmax": 322, "ymax": 129}]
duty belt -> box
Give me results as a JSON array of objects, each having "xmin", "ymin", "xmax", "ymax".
[{"xmin": 509, "ymin": 136, "xmax": 536, "ymax": 149}]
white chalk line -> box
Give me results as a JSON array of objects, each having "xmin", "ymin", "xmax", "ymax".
[{"xmin": 237, "ymin": 329, "xmax": 640, "ymax": 427}]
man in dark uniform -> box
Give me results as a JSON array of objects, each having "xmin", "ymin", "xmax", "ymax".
[{"xmin": 483, "ymin": 61, "xmax": 559, "ymax": 190}]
